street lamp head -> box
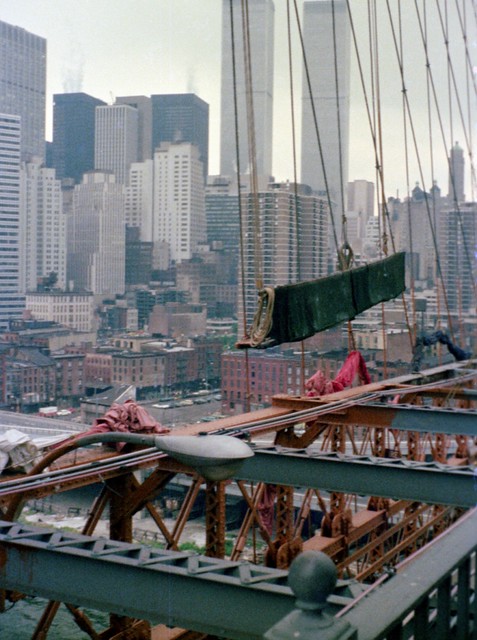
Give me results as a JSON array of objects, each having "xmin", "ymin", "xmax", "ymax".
[
  {"xmin": 73, "ymin": 432, "xmax": 254, "ymax": 482},
  {"xmin": 155, "ymin": 434, "xmax": 254, "ymax": 481}
]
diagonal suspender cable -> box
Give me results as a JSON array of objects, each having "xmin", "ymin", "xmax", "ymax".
[
  {"xmin": 230, "ymin": 0, "xmax": 247, "ymax": 340},
  {"xmin": 412, "ymin": 0, "xmax": 477, "ymax": 318},
  {"xmin": 454, "ymin": 0, "xmax": 477, "ymax": 201},
  {"xmin": 370, "ymin": 0, "xmax": 390, "ymax": 378},
  {"xmin": 384, "ymin": 0, "xmax": 456, "ymax": 340},
  {"xmin": 398, "ymin": 0, "xmax": 417, "ymax": 345},
  {"xmin": 286, "ymin": 0, "xmax": 300, "ymax": 282},
  {"xmin": 241, "ymin": 0, "xmax": 263, "ymax": 293},
  {"xmin": 435, "ymin": 0, "xmax": 477, "ymax": 200},
  {"xmin": 423, "ymin": 0, "xmax": 444, "ymax": 361},
  {"xmin": 229, "ymin": 0, "xmax": 251, "ymax": 410},
  {"xmin": 286, "ymin": 0, "xmax": 308, "ymax": 393},
  {"xmin": 331, "ymin": 0, "xmax": 348, "ymax": 248},
  {"xmin": 344, "ymin": 0, "xmax": 414, "ymax": 356}
]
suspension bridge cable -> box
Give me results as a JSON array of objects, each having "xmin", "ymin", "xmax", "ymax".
[
  {"xmin": 229, "ymin": 0, "xmax": 252, "ymax": 410},
  {"xmin": 458, "ymin": 0, "xmax": 476, "ymax": 201},
  {"xmin": 412, "ymin": 0, "xmax": 477, "ymax": 317},
  {"xmin": 398, "ymin": 0, "xmax": 417, "ymax": 344},
  {"xmin": 241, "ymin": 0, "xmax": 263, "ymax": 293},
  {"xmin": 346, "ymin": 0, "xmax": 414, "ymax": 354},
  {"xmin": 331, "ymin": 0, "xmax": 348, "ymax": 248},
  {"xmin": 286, "ymin": 0, "xmax": 308, "ymax": 393},
  {"xmin": 435, "ymin": 0, "xmax": 477, "ymax": 198},
  {"xmin": 384, "ymin": 0, "xmax": 456, "ymax": 340}
]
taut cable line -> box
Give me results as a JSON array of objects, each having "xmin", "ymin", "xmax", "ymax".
[
  {"xmin": 286, "ymin": 0, "xmax": 307, "ymax": 393},
  {"xmin": 435, "ymin": 0, "xmax": 477, "ymax": 200},
  {"xmin": 385, "ymin": 0, "xmax": 456, "ymax": 341},
  {"xmin": 412, "ymin": 0, "xmax": 477, "ymax": 318},
  {"xmin": 331, "ymin": 0, "xmax": 348, "ymax": 249},
  {"xmin": 347, "ymin": 0, "xmax": 414, "ymax": 354},
  {"xmin": 399, "ymin": 0, "xmax": 418, "ymax": 345},
  {"xmin": 229, "ymin": 0, "xmax": 252, "ymax": 410},
  {"xmin": 423, "ymin": 0, "xmax": 444, "ymax": 362},
  {"xmin": 241, "ymin": 0, "xmax": 263, "ymax": 293},
  {"xmin": 458, "ymin": 0, "xmax": 476, "ymax": 201}
]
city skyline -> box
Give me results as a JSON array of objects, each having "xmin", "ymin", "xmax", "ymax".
[{"xmin": 1, "ymin": 1, "xmax": 476, "ymax": 201}]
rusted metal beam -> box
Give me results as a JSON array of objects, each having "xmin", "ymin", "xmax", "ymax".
[{"xmin": 272, "ymin": 395, "xmax": 477, "ymax": 436}]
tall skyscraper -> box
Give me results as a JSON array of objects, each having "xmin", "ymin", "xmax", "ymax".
[
  {"xmin": 220, "ymin": 0, "xmax": 274, "ymax": 179},
  {"xmin": 0, "ymin": 21, "xmax": 46, "ymax": 160},
  {"xmin": 0, "ymin": 114, "xmax": 24, "ymax": 328},
  {"xmin": 300, "ymin": 1, "xmax": 351, "ymax": 223},
  {"xmin": 126, "ymin": 160, "xmax": 154, "ymax": 241},
  {"xmin": 387, "ymin": 185, "xmax": 440, "ymax": 285},
  {"xmin": 52, "ymin": 92, "xmax": 106, "ymax": 183},
  {"xmin": 95, "ymin": 104, "xmax": 139, "ymax": 184},
  {"xmin": 238, "ymin": 182, "xmax": 329, "ymax": 331},
  {"xmin": 151, "ymin": 94, "xmax": 209, "ymax": 180},
  {"xmin": 347, "ymin": 180, "xmax": 374, "ymax": 218},
  {"xmin": 116, "ymin": 95, "xmax": 152, "ymax": 162},
  {"xmin": 205, "ymin": 177, "xmax": 240, "ymax": 257},
  {"xmin": 20, "ymin": 158, "xmax": 66, "ymax": 293},
  {"xmin": 67, "ymin": 172, "xmax": 125, "ymax": 295},
  {"xmin": 438, "ymin": 202, "xmax": 477, "ymax": 313},
  {"xmin": 448, "ymin": 141, "xmax": 465, "ymax": 204},
  {"xmin": 152, "ymin": 141, "xmax": 206, "ymax": 265}
]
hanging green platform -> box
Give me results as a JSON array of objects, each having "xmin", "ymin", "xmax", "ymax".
[{"xmin": 238, "ymin": 252, "xmax": 406, "ymax": 348}]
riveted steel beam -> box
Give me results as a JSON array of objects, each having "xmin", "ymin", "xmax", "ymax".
[
  {"xmin": 237, "ymin": 448, "xmax": 476, "ymax": 507},
  {"xmin": 0, "ymin": 521, "xmax": 359, "ymax": 640}
]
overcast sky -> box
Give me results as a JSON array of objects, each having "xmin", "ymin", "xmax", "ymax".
[{"xmin": 1, "ymin": 0, "xmax": 476, "ymax": 199}]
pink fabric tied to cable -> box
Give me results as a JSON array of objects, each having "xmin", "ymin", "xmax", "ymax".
[
  {"xmin": 71, "ymin": 400, "xmax": 169, "ymax": 450},
  {"xmin": 305, "ymin": 350, "xmax": 371, "ymax": 397}
]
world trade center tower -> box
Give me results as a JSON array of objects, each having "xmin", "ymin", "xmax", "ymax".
[
  {"xmin": 220, "ymin": 0, "xmax": 274, "ymax": 179},
  {"xmin": 300, "ymin": 0, "xmax": 351, "ymax": 230}
]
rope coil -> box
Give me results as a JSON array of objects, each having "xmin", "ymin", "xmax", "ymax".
[{"xmin": 248, "ymin": 287, "xmax": 275, "ymax": 347}]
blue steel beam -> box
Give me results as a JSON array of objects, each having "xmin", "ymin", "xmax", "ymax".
[
  {"xmin": 0, "ymin": 521, "xmax": 359, "ymax": 639},
  {"xmin": 237, "ymin": 448, "xmax": 476, "ymax": 507}
]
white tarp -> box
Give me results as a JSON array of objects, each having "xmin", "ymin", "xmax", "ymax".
[{"xmin": 0, "ymin": 429, "xmax": 38, "ymax": 474}]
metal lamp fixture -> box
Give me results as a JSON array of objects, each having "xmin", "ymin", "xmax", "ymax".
[{"xmin": 76, "ymin": 432, "xmax": 254, "ymax": 481}]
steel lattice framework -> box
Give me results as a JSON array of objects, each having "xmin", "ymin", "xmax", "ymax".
[{"xmin": 1, "ymin": 360, "xmax": 477, "ymax": 639}]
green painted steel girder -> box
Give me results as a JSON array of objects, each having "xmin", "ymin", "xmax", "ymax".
[
  {"xmin": 0, "ymin": 521, "xmax": 360, "ymax": 639},
  {"xmin": 0, "ymin": 521, "xmax": 291, "ymax": 639},
  {"xmin": 237, "ymin": 448, "xmax": 476, "ymax": 507}
]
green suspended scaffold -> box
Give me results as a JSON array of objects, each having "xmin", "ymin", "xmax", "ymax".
[{"xmin": 238, "ymin": 252, "xmax": 406, "ymax": 348}]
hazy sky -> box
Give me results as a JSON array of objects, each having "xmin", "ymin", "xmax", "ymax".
[{"xmin": 1, "ymin": 0, "xmax": 476, "ymax": 199}]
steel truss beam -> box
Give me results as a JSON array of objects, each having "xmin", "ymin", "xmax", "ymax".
[
  {"xmin": 237, "ymin": 448, "xmax": 476, "ymax": 507},
  {"xmin": 272, "ymin": 397, "xmax": 477, "ymax": 436},
  {"xmin": 321, "ymin": 402, "xmax": 477, "ymax": 435},
  {"xmin": 0, "ymin": 521, "xmax": 360, "ymax": 640}
]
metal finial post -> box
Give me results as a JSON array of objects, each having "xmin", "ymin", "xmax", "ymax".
[{"xmin": 263, "ymin": 551, "xmax": 357, "ymax": 639}]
